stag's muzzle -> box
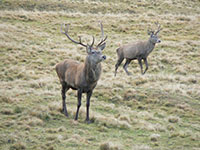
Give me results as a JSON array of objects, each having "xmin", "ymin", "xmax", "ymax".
[
  {"xmin": 102, "ymin": 55, "xmax": 106, "ymax": 60},
  {"xmin": 157, "ymin": 39, "xmax": 161, "ymax": 43}
]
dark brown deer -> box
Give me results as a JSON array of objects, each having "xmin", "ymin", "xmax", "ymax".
[
  {"xmin": 114, "ymin": 23, "xmax": 162, "ymax": 76},
  {"xmin": 56, "ymin": 22, "xmax": 107, "ymax": 123}
]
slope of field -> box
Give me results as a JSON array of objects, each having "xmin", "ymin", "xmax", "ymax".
[{"xmin": 0, "ymin": 0, "xmax": 200, "ymax": 150}]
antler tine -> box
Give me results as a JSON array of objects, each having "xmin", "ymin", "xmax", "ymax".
[
  {"xmin": 90, "ymin": 36, "xmax": 95, "ymax": 47},
  {"xmin": 60, "ymin": 23, "xmax": 64, "ymax": 34},
  {"xmin": 99, "ymin": 21, "xmax": 104, "ymax": 40},
  {"xmin": 147, "ymin": 25, "xmax": 154, "ymax": 35},
  {"xmin": 155, "ymin": 22, "xmax": 162, "ymax": 35},
  {"xmin": 97, "ymin": 21, "xmax": 107, "ymax": 47},
  {"xmin": 61, "ymin": 23, "xmax": 87, "ymax": 47},
  {"xmin": 97, "ymin": 36, "xmax": 107, "ymax": 47}
]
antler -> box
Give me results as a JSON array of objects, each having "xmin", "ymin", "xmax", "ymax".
[
  {"xmin": 61, "ymin": 24, "xmax": 94, "ymax": 47},
  {"xmin": 147, "ymin": 25, "xmax": 154, "ymax": 35},
  {"xmin": 154, "ymin": 22, "xmax": 162, "ymax": 35},
  {"xmin": 97, "ymin": 21, "xmax": 107, "ymax": 47}
]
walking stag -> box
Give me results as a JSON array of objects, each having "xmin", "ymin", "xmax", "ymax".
[{"xmin": 114, "ymin": 23, "xmax": 162, "ymax": 76}]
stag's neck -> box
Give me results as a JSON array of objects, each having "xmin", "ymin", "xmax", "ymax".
[
  {"xmin": 147, "ymin": 39, "xmax": 156, "ymax": 54},
  {"xmin": 84, "ymin": 57, "xmax": 102, "ymax": 83}
]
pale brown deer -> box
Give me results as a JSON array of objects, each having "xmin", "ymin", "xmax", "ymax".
[
  {"xmin": 56, "ymin": 22, "xmax": 107, "ymax": 123},
  {"xmin": 114, "ymin": 23, "xmax": 162, "ymax": 76}
]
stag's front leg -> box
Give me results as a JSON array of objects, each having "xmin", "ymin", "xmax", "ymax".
[
  {"xmin": 138, "ymin": 58, "xmax": 143, "ymax": 75},
  {"xmin": 61, "ymin": 82, "xmax": 69, "ymax": 117},
  {"xmin": 143, "ymin": 58, "xmax": 148, "ymax": 74},
  {"xmin": 123, "ymin": 59, "xmax": 132, "ymax": 75},
  {"xmin": 86, "ymin": 91, "xmax": 93, "ymax": 123},
  {"xmin": 75, "ymin": 89, "xmax": 82, "ymax": 120}
]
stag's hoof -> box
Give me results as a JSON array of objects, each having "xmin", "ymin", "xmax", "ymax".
[
  {"xmin": 142, "ymin": 72, "xmax": 146, "ymax": 75},
  {"xmin": 62, "ymin": 110, "xmax": 68, "ymax": 117},
  {"xmin": 85, "ymin": 118, "xmax": 95, "ymax": 124},
  {"xmin": 85, "ymin": 118, "xmax": 92, "ymax": 124},
  {"xmin": 127, "ymin": 72, "xmax": 132, "ymax": 76},
  {"xmin": 85, "ymin": 120, "xmax": 92, "ymax": 124},
  {"xmin": 114, "ymin": 72, "xmax": 117, "ymax": 77},
  {"xmin": 64, "ymin": 113, "xmax": 68, "ymax": 117}
]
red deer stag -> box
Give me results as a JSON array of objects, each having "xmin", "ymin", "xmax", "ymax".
[
  {"xmin": 114, "ymin": 23, "xmax": 162, "ymax": 76},
  {"xmin": 56, "ymin": 22, "xmax": 107, "ymax": 123}
]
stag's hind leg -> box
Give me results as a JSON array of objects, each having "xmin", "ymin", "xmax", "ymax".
[
  {"xmin": 123, "ymin": 59, "xmax": 132, "ymax": 75},
  {"xmin": 61, "ymin": 82, "xmax": 69, "ymax": 117},
  {"xmin": 115, "ymin": 57, "xmax": 124, "ymax": 76}
]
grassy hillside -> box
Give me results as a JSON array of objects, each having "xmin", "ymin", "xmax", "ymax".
[{"xmin": 0, "ymin": 0, "xmax": 200, "ymax": 150}]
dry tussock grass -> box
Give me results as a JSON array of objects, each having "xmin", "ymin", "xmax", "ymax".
[
  {"xmin": 27, "ymin": 117, "xmax": 44, "ymax": 126},
  {"xmin": 10, "ymin": 142, "xmax": 26, "ymax": 150},
  {"xmin": 0, "ymin": 0, "xmax": 200, "ymax": 149},
  {"xmin": 94, "ymin": 113, "xmax": 132, "ymax": 129},
  {"xmin": 168, "ymin": 115, "xmax": 180, "ymax": 123},
  {"xmin": 132, "ymin": 144, "xmax": 152, "ymax": 150},
  {"xmin": 100, "ymin": 142, "xmax": 123, "ymax": 150},
  {"xmin": 135, "ymin": 120, "xmax": 166, "ymax": 132}
]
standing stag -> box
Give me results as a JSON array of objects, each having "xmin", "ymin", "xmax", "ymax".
[
  {"xmin": 114, "ymin": 23, "xmax": 162, "ymax": 76},
  {"xmin": 56, "ymin": 22, "xmax": 107, "ymax": 123}
]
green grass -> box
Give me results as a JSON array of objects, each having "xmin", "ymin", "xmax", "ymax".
[{"xmin": 0, "ymin": 0, "xmax": 200, "ymax": 150}]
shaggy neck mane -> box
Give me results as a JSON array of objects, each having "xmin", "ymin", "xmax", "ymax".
[
  {"xmin": 84, "ymin": 57, "xmax": 101, "ymax": 83},
  {"xmin": 147, "ymin": 39, "xmax": 156, "ymax": 54}
]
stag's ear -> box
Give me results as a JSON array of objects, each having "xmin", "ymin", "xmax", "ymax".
[
  {"xmin": 148, "ymin": 31, "xmax": 154, "ymax": 36},
  {"xmin": 98, "ymin": 43, "xmax": 106, "ymax": 51}
]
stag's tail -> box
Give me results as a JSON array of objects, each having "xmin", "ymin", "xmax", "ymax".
[
  {"xmin": 116, "ymin": 47, "xmax": 120, "ymax": 53},
  {"xmin": 114, "ymin": 47, "xmax": 124, "ymax": 77}
]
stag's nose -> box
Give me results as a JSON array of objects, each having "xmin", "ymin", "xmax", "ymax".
[
  {"xmin": 157, "ymin": 39, "xmax": 161, "ymax": 43},
  {"xmin": 102, "ymin": 55, "xmax": 106, "ymax": 60}
]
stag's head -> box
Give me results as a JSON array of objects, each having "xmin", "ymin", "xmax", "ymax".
[
  {"xmin": 61, "ymin": 22, "xmax": 107, "ymax": 65},
  {"xmin": 147, "ymin": 22, "xmax": 162, "ymax": 44},
  {"xmin": 86, "ymin": 42, "xmax": 107, "ymax": 64}
]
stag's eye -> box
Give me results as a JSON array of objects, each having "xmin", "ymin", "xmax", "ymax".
[{"xmin": 91, "ymin": 51, "xmax": 95, "ymax": 54}]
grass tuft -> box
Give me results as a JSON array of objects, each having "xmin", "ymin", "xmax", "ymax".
[
  {"xmin": 27, "ymin": 117, "xmax": 44, "ymax": 126},
  {"xmin": 1, "ymin": 108, "xmax": 13, "ymax": 115},
  {"xmin": 10, "ymin": 142, "xmax": 26, "ymax": 150},
  {"xmin": 100, "ymin": 142, "xmax": 122, "ymax": 150},
  {"xmin": 168, "ymin": 116, "xmax": 179, "ymax": 123},
  {"xmin": 132, "ymin": 145, "xmax": 152, "ymax": 150},
  {"xmin": 150, "ymin": 134, "xmax": 160, "ymax": 142}
]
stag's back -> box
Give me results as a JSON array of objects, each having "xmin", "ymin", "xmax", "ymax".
[{"xmin": 120, "ymin": 41, "xmax": 149, "ymax": 59}]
